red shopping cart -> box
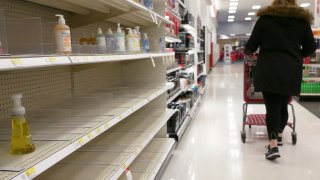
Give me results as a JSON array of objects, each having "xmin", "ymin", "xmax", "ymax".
[{"xmin": 241, "ymin": 55, "xmax": 297, "ymax": 144}]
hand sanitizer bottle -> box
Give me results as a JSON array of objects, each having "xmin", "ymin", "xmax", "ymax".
[
  {"xmin": 115, "ymin": 23, "xmax": 126, "ymax": 53},
  {"xmin": 96, "ymin": 27, "xmax": 107, "ymax": 54},
  {"xmin": 142, "ymin": 33, "xmax": 150, "ymax": 53},
  {"xmin": 10, "ymin": 94, "xmax": 35, "ymax": 155},
  {"xmin": 106, "ymin": 28, "xmax": 116, "ymax": 54},
  {"xmin": 126, "ymin": 28, "xmax": 135, "ymax": 53},
  {"xmin": 135, "ymin": 26, "xmax": 141, "ymax": 52}
]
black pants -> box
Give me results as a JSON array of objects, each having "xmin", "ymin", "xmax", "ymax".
[{"xmin": 262, "ymin": 92, "xmax": 290, "ymax": 140}]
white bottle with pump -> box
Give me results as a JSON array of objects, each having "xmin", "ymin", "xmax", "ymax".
[
  {"xmin": 96, "ymin": 27, "xmax": 107, "ymax": 54},
  {"xmin": 54, "ymin": 14, "xmax": 72, "ymax": 55},
  {"xmin": 126, "ymin": 28, "xmax": 135, "ymax": 53},
  {"xmin": 115, "ymin": 23, "xmax": 126, "ymax": 53},
  {"xmin": 135, "ymin": 26, "xmax": 141, "ymax": 52}
]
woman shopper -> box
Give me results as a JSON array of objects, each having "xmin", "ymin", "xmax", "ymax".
[{"xmin": 245, "ymin": 0, "xmax": 316, "ymax": 160}]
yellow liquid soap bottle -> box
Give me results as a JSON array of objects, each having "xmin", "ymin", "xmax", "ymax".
[{"xmin": 11, "ymin": 94, "xmax": 35, "ymax": 155}]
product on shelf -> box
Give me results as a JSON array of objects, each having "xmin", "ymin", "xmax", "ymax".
[
  {"xmin": 54, "ymin": 14, "xmax": 72, "ymax": 55},
  {"xmin": 301, "ymin": 82, "xmax": 320, "ymax": 93},
  {"xmin": 79, "ymin": 33, "xmax": 89, "ymax": 45},
  {"xmin": 10, "ymin": 94, "xmax": 35, "ymax": 155},
  {"xmin": 143, "ymin": 0, "xmax": 153, "ymax": 9},
  {"xmin": 160, "ymin": 37, "xmax": 165, "ymax": 52},
  {"xmin": 142, "ymin": 33, "xmax": 150, "ymax": 53},
  {"xmin": 96, "ymin": 28, "xmax": 107, "ymax": 54},
  {"xmin": 126, "ymin": 28, "xmax": 135, "ymax": 52},
  {"xmin": 106, "ymin": 28, "xmax": 116, "ymax": 53},
  {"xmin": 135, "ymin": 26, "xmax": 141, "ymax": 52},
  {"xmin": 115, "ymin": 23, "xmax": 126, "ymax": 53},
  {"xmin": 0, "ymin": 40, "xmax": 4, "ymax": 55},
  {"xmin": 88, "ymin": 33, "xmax": 96, "ymax": 45}
]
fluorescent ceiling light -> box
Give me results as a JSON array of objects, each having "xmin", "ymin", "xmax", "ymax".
[
  {"xmin": 229, "ymin": 2, "xmax": 238, "ymax": 6},
  {"xmin": 300, "ymin": 3, "xmax": 310, "ymax": 7},
  {"xmin": 248, "ymin": 12, "xmax": 255, "ymax": 16},
  {"xmin": 229, "ymin": 0, "xmax": 239, "ymax": 1},
  {"xmin": 246, "ymin": 33, "xmax": 251, "ymax": 36},
  {"xmin": 228, "ymin": 15, "xmax": 235, "ymax": 19},
  {"xmin": 230, "ymin": 34, "xmax": 236, "ymax": 36},
  {"xmin": 229, "ymin": 6, "xmax": 237, "ymax": 10},
  {"xmin": 228, "ymin": 19, "xmax": 234, "ymax": 22},
  {"xmin": 245, "ymin": 17, "xmax": 252, "ymax": 21},
  {"xmin": 252, "ymin": 5, "xmax": 261, "ymax": 9},
  {"xmin": 229, "ymin": 10, "xmax": 236, "ymax": 13}
]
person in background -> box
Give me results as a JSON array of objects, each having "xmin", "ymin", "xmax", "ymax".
[
  {"xmin": 219, "ymin": 47, "xmax": 224, "ymax": 61},
  {"xmin": 245, "ymin": 0, "xmax": 316, "ymax": 160}
]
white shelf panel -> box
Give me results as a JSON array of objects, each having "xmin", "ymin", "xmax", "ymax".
[
  {"xmin": 177, "ymin": 0, "xmax": 186, "ymax": 8},
  {"xmin": 300, "ymin": 93, "xmax": 320, "ymax": 96},
  {"xmin": 69, "ymin": 53, "xmax": 175, "ymax": 65},
  {"xmin": 34, "ymin": 109, "xmax": 175, "ymax": 180},
  {"xmin": 166, "ymin": 66, "xmax": 182, "ymax": 74},
  {"xmin": 197, "ymin": 61, "xmax": 205, "ymax": 65},
  {"xmin": 303, "ymin": 64, "xmax": 320, "ymax": 68},
  {"xmin": 303, "ymin": 77, "xmax": 320, "ymax": 81},
  {"xmin": 0, "ymin": 85, "xmax": 171, "ymax": 180},
  {"xmin": 165, "ymin": 35, "xmax": 182, "ymax": 43},
  {"xmin": 197, "ymin": 72, "xmax": 205, "ymax": 79},
  {"xmin": 167, "ymin": 88, "xmax": 183, "ymax": 104},
  {"xmin": 118, "ymin": 138, "xmax": 175, "ymax": 180},
  {"xmin": 0, "ymin": 56, "xmax": 71, "ymax": 72}
]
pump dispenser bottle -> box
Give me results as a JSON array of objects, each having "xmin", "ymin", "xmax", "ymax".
[
  {"xmin": 96, "ymin": 28, "xmax": 107, "ymax": 54},
  {"xmin": 115, "ymin": 23, "xmax": 126, "ymax": 53},
  {"xmin": 10, "ymin": 94, "xmax": 35, "ymax": 155},
  {"xmin": 135, "ymin": 26, "xmax": 141, "ymax": 52},
  {"xmin": 142, "ymin": 33, "xmax": 150, "ymax": 53},
  {"xmin": 54, "ymin": 14, "xmax": 72, "ymax": 55},
  {"xmin": 106, "ymin": 28, "xmax": 116, "ymax": 53},
  {"xmin": 126, "ymin": 28, "xmax": 135, "ymax": 53}
]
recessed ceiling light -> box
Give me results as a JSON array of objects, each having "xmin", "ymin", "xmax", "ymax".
[
  {"xmin": 230, "ymin": 34, "xmax": 236, "ymax": 36},
  {"xmin": 228, "ymin": 15, "xmax": 235, "ymax": 19},
  {"xmin": 252, "ymin": 5, "xmax": 261, "ymax": 9},
  {"xmin": 229, "ymin": 2, "xmax": 238, "ymax": 6},
  {"xmin": 300, "ymin": 3, "xmax": 310, "ymax": 7},
  {"xmin": 229, "ymin": 10, "xmax": 236, "ymax": 14},
  {"xmin": 228, "ymin": 19, "xmax": 234, "ymax": 22},
  {"xmin": 248, "ymin": 12, "xmax": 255, "ymax": 16},
  {"xmin": 229, "ymin": 6, "xmax": 237, "ymax": 10},
  {"xmin": 245, "ymin": 17, "xmax": 252, "ymax": 21}
]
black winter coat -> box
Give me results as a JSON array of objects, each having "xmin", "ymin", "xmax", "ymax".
[{"xmin": 245, "ymin": 5, "xmax": 316, "ymax": 96}]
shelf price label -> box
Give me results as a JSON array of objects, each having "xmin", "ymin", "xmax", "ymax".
[
  {"xmin": 74, "ymin": 137, "xmax": 86, "ymax": 149},
  {"xmin": 48, "ymin": 57, "xmax": 57, "ymax": 63},
  {"xmin": 11, "ymin": 59, "xmax": 23, "ymax": 66},
  {"xmin": 87, "ymin": 132, "xmax": 94, "ymax": 139},
  {"xmin": 25, "ymin": 167, "xmax": 37, "ymax": 179}
]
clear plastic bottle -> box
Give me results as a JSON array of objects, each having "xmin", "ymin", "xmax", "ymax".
[
  {"xmin": 126, "ymin": 28, "xmax": 135, "ymax": 53},
  {"xmin": 106, "ymin": 28, "xmax": 116, "ymax": 54},
  {"xmin": 10, "ymin": 94, "xmax": 35, "ymax": 155},
  {"xmin": 96, "ymin": 27, "xmax": 107, "ymax": 54},
  {"xmin": 143, "ymin": 0, "xmax": 153, "ymax": 9},
  {"xmin": 54, "ymin": 14, "xmax": 72, "ymax": 55},
  {"xmin": 159, "ymin": 37, "xmax": 165, "ymax": 52},
  {"xmin": 115, "ymin": 23, "xmax": 126, "ymax": 53}
]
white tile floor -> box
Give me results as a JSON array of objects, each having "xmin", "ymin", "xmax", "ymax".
[{"xmin": 161, "ymin": 63, "xmax": 320, "ymax": 180}]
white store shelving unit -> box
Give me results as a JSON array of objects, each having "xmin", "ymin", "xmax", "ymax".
[
  {"xmin": 118, "ymin": 138, "xmax": 175, "ymax": 180},
  {"xmin": 33, "ymin": 108, "xmax": 175, "ymax": 180}
]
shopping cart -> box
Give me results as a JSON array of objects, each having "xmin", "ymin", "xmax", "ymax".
[{"xmin": 241, "ymin": 55, "xmax": 297, "ymax": 144}]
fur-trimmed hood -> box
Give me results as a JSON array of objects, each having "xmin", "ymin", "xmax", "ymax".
[{"xmin": 257, "ymin": 5, "xmax": 313, "ymax": 23}]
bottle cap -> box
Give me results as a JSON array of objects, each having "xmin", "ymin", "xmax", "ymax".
[
  {"xmin": 11, "ymin": 94, "xmax": 26, "ymax": 115},
  {"xmin": 55, "ymin": 14, "xmax": 66, "ymax": 25},
  {"xmin": 127, "ymin": 28, "xmax": 133, "ymax": 35},
  {"xmin": 117, "ymin": 23, "xmax": 122, "ymax": 33},
  {"xmin": 107, "ymin": 28, "xmax": 113, "ymax": 35},
  {"xmin": 143, "ymin": 33, "xmax": 148, "ymax": 38},
  {"xmin": 97, "ymin": 27, "xmax": 103, "ymax": 35}
]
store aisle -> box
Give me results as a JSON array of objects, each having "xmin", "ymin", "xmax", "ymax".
[{"xmin": 161, "ymin": 63, "xmax": 320, "ymax": 180}]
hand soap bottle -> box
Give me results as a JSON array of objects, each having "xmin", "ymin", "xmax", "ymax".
[
  {"xmin": 135, "ymin": 26, "xmax": 141, "ymax": 52},
  {"xmin": 54, "ymin": 14, "xmax": 72, "ymax": 55},
  {"xmin": 115, "ymin": 23, "xmax": 126, "ymax": 53},
  {"xmin": 11, "ymin": 94, "xmax": 35, "ymax": 155},
  {"xmin": 106, "ymin": 28, "xmax": 116, "ymax": 54},
  {"xmin": 126, "ymin": 28, "xmax": 135, "ymax": 53},
  {"xmin": 142, "ymin": 33, "xmax": 150, "ymax": 53},
  {"xmin": 96, "ymin": 28, "xmax": 107, "ymax": 54}
]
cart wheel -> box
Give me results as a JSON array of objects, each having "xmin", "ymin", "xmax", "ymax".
[
  {"xmin": 241, "ymin": 131, "xmax": 246, "ymax": 143},
  {"xmin": 291, "ymin": 132, "xmax": 297, "ymax": 145},
  {"xmin": 249, "ymin": 125, "xmax": 252, "ymax": 129}
]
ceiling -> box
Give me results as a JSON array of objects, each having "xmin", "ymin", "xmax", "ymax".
[{"xmin": 217, "ymin": 0, "xmax": 315, "ymax": 22}]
